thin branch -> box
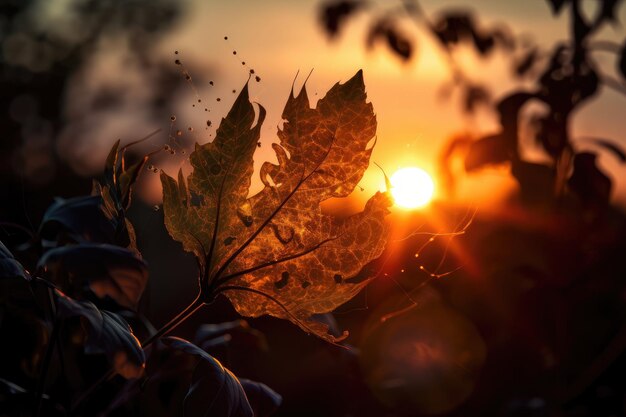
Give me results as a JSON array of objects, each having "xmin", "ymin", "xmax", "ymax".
[
  {"xmin": 601, "ymin": 74, "xmax": 626, "ymax": 97},
  {"xmin": 0, "ymin": 221, "xmax": 35, "ymax": 239},
  {"xmin": 588, "ymin": 40, "xmax": 622, "ymax": 54},
  {"xmin": 141, "ymin": 295, "xmax": 204, "ymax": 348}
]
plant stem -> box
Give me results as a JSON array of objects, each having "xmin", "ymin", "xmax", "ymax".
[
  {"xmin": 141, "ymin": 295, "xmax": 204, "ymax": 348},
  {"xmin": 70, "ymin": 295, "xmax": 204, "ymax": 412},
  {"xmin": 34, "ymin": 318, "xmax": 60, "ymax": 417}
]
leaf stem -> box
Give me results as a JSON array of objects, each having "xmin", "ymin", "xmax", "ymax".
[
  {"xmin": 141, "ymin": 295, "xmax": 204, "ymax": 348},
  {"xmin": 71, "ymin": 295, "xmax": 205, "ymax": 412}
]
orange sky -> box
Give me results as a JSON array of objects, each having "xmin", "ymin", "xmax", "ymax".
[{"xmin": 42, "ymin": 0, "xmax": 626, "ymax": 209}]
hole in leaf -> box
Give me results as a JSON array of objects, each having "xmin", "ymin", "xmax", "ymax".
[{"xmin": 275, "ymin": 272, "xmax": 289, "ymax": 289}]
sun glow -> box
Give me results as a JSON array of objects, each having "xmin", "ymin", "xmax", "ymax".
[{"xmin": 390, "ymin": 167, "xmax": 435, "ymax": 209}]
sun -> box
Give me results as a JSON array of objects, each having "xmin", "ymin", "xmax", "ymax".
[{"xmin": 390, "ymin": 167, "xmax": 435, "ymax": 209}]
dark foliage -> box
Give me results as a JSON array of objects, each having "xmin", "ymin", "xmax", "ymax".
[{"xmin": 0, "ymin": 137, "xmax": 281, "ymax": 415}]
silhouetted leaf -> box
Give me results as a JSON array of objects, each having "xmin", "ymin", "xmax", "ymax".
[
  {"xmin": 432, "ymin": 12, "xmax": 475, "ymax": 48},
  {"xmin": 38, "ymin": 243, "xmax": 148, "ymax": 310},
  {"xmin": 463, "ymin": 84, "xmax": 491, "ymax": 114},
  {"xmin": 568, "ymin": 152, "xmax": 612, "ymax": 209},
  {"xmin": 593, "ymin": 0, "xmax": 623, "ymax": 28},
  {"xmin": 240, "ymin": 379, "xmax": 282, "ymax": 417},
  {"xmin": 367, "ymin": 18, "xmax": 413, "ymax": 61},
  {"xmin": 101, "ymin": 136, "xmax": 151, "ymax": 211},
  {"xmin": 195, "ymin": 320, "xmax": 268, "ymax": 352},
  {"xmin": 432, "ymin": 12, "xmax": 509, "ymax": 56},
  {"xmin": 161, "ymin": 337, "xmax": 253, "ymax": 417},
  {"xmin": 546, "ymin": 0, "xmax": 570, "ymax": 15},
  {"xmin": 514, "ymin": 48, "xmax": 539, "ymax": 77},
  {"xmin": 0, "ymin": 378, "xmax": 66, "ymax": 417},
  {"xmin": 39, "ymin": 196, "xmax": 119, "ymax": 246},
  {"xmin": 472, "ymin": 32, "xmax": 495, "ymax": 55},
  {"xmin": 589, "ymin": 138, "xmax": 626, "ymax": 162},
  {"xmin": 464, "ymin": 134, "xmax": 509, "ymax": 171},
  {"xmin": 539, "ymin": 47, "xmax": 598, "ymax": 113},
  {"xmin": 511, "ymin": 160, "xmax": 556, "ymax": 204},
  {"xmin": 0, "ymin": 241, "xmax": 28, "ymax": 279},
  {"xmin": 0, "ymin": 249, "xmax": 49, "ymax": 380},
  {"xmin": 161, "ymin": 71, "xmax": 391, "ymax": 342},
  {"xmin": 319, "ymin": 0, "xmax": 364, "ymax": 38},
  {"xmin": 55, "ymin": 291, "xmax": 145, "ymax": 379}
]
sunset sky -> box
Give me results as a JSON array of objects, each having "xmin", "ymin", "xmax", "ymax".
[{"xmin": 40, "ymin": 0, "xmax": 626, "ymax": 209}]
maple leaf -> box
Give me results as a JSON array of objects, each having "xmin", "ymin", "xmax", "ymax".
[{"xmin": 161, "ymin": 70, "xmax": 391, "ymax": 342}]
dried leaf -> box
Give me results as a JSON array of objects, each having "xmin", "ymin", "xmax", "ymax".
[{"xmin": 161, "ymin": 71, "xmax": 391, "ymax": 342}]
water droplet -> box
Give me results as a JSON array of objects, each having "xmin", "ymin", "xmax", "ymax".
[
  {"xmin": 414, "ymin": 253, "xmax": 419, "ymax": 258},
  {"xmin": 401, "ymin": 269, "xmax": 405, "ymax": 273},
  {"xmin": 170, "ymin": 115, "xmax": 176, "ymax": 121}
]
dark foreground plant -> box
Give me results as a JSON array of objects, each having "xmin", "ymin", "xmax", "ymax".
[{"xmin": 0, "ymin": 70, "xmax": 391, "ymax": 416}]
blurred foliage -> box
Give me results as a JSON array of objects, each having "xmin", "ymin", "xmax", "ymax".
[
  {"xmin": 319, "ymin": 0, "xmax": 626, "ymax": 416},
  {"xmin": 0, "ymin": 0, "xmax": 186, "ymax": 226}
]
